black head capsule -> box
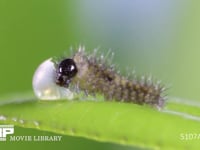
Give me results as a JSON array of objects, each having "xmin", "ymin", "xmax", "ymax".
[{"xmin": 56, "ymin": 58, "xmax": 78, "ymax": 87}]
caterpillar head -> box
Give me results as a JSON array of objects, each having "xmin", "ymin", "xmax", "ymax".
[
  {"xmin": 56, "ymin": 58, "xmax": 78, "ymax": 87},
  {"xmin": 56, "ymin": 50, "xmax": 89, "ymax": 87}
]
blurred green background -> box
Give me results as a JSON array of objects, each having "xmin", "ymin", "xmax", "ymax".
[{"xmin": 0, "ymin": 0, "xmax": 200, "ymax": 149}]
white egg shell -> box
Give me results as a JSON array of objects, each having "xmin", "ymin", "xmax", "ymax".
[{"xmin": 32, "ymin": 58, "xmax": 74, "ymax": 100}]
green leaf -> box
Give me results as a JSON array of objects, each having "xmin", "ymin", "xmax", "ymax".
[{"xmin": 0, "ymin": 93, "xmax": 200, "ymax": 150}]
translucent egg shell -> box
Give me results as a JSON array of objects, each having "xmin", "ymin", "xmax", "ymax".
[{"xmin": 32, "ymin": 58, "xmax": 74, "ymax": 100}]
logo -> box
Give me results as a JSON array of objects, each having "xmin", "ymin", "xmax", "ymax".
[
  {"xmin": 0, "ymin": 124, "xmax": 62, "ymax": 142},
  {"xmin": 0, "ymin": 125, "xmax": 14, "ymax": 141}
]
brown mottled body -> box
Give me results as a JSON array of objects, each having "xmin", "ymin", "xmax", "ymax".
[{"xmin": 72, "ymin": 49, "xmax": 165, "ymax": 107}]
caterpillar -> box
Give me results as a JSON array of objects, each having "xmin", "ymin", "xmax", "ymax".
[{"xmin": 32, "ymin": 47, "xmax": 166, "ymax": 108}]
